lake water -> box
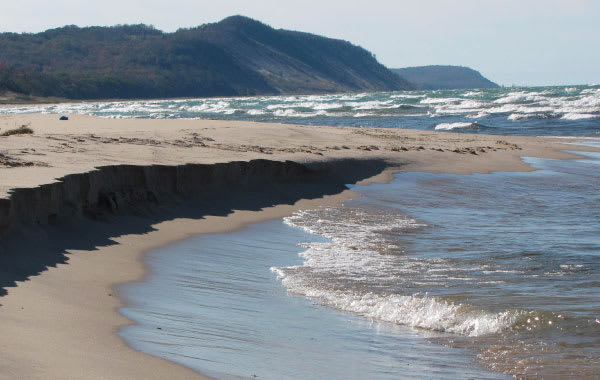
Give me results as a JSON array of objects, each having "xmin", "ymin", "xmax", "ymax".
[
  {"xmin": 119, "ymin": 220, "xmax": 507, "ymax": 380},
  {"xmin": 10, "ymin": 86, "xmax": 597, "ymax": 378},
  {"xmin": 120, "ymin": 146, "xmax": 599, "ymax": 379},
  {"xmin": 2, "ymin": 85, "xmax": 599, "ymax": 136}
]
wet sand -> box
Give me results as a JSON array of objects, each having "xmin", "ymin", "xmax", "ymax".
[{"xmin": 0, "ymin": 114, "xmax": 597, "ymax": 379}]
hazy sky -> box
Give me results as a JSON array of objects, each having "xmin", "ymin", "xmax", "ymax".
[{"xmin": 1, "ymin": 0, "xmax": 598, "ymax": 86}]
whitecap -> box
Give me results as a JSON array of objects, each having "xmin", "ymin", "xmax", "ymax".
[
  {"xmin": 247, "ymin": 109, "xmax": 267, "ymax": 115},
  {"xmin": 466, "ymin": 112, "xmax": 490, "ymax": 119},
  {"xmin": 420, "ymin": 97, "xmax": 462, "ymax": 105},
  {"xmin": 508, "ymin": 112, "xmax": 554, "ymax": 121},
  {"xmin": 353, "ymin": 112, "xmax": 375, "ymax": 117},
  {"xmin": 561, "ymin": 113, "xmax": 598, "ymax": 120},
  {"xmin": 492, "ymin": 91, "xmax": 546, "ymax": 105},
  {"xmin": 273, "ymin": 109, "xmax": 326, "ymax": 118},
  {"xmin": 434, "ymin": 122, "xmax": 474, "ymax": 131}
]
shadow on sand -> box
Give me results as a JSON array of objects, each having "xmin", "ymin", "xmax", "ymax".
[{"xmin": 0, "ymin": 158, "xmax": 390, "ymax": 299}]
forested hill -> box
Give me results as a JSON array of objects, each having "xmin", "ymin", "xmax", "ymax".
[
  {"xmin": 391, "ymin": 65, "xmax": 499, "ymax": 90},
  {"xmin": 0, "ymin": 16, "xmax": 411, "ymax": 100}
]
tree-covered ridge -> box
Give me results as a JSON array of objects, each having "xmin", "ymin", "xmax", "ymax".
[
  {"xmin": 0, "ymin": 23, "xmax": 273, "ymax": 99},
  {"xmin": 190, "ymin": 16, "xmax": 411, "ymax": 93},
  {"xmin": 0, "ymin": 17, "xmax": 411, "ymax": 100}
]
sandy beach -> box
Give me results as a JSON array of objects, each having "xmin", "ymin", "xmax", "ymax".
[{"xmin": 0, "ymin": 113, "xmax": 598, "ymax": 379}]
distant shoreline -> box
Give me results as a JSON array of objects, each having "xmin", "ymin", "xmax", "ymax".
[
  {"xmin": 0, "ymin": 89, "xmax": 385, "ymax": 106},
  {"xmin": 1, "ymin": 83, "xmax": 595, "ymax": 106},
  {"xmin": 0, "ymin": 114, "xmax": 598, "ymax": 378}
]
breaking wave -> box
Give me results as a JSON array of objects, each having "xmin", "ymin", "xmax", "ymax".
[
  {"xmin": 271, "ymin": 268, "xmax": 518, "ymax": 336},
  {"xmin": 272, "ymin": 208, "xmax": 519, "ymax": 337},
  {"xmin": 434, "ymin": 122, "xmax": 475, "ymax": 131},
  {"xmin": 2, "ymin": 85, "xmax": 598, "ymax": 136}
]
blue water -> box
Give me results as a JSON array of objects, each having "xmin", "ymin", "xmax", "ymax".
[
  {"xmin": 2, "ymin": 86, "xmax": 599, "ymax": 136},
  {"xmin": 53, "ymin": 85, "xmax": 598, "ymax": 378},
  {"xmin": 118, "ymin": 148, "xmax": 600, "ymax": 379},
  {"xmin": 119, "ymin": 221, "xmax": 505, "ymax": 380},
  {"xmin": 275, "ymin": 151, "xmax": 600, "ymax": 379}
]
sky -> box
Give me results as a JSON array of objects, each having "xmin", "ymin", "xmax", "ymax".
[{"xmin": 1, "ymin": 0, "xmax": 598, "ymax": 86}]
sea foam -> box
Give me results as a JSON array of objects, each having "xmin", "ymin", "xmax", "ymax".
[
  {"xmin": 561, "ymin": 113, "xmax": 598, "ymax": 120},
  {"xmin": 434, "ymin": 122, "xmax": 474, "ymax": 130},
  {"xmin": 273, "ymin": 208, "xmax": 517, "ymax": 337},
  {"xmin": 1, "ymin": 85, "xmax": 598, "ymax": 136},
  {"xmin": 272, "ymin": 268, "xmax": 517, "ymax": 336}
]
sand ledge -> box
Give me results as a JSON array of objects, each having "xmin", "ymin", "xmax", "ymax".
[
  {"xmin": 0, "ymin": 157, "xmax": 390, "ymax": 292},
  {"xmin": 0, "ymin": 156, "xmax": 390, "ymax": 380}
]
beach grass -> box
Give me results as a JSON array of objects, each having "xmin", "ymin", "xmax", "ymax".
[{"xmin": 1, "ymin": 125, "xmax": 34, "ymax": 136}]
